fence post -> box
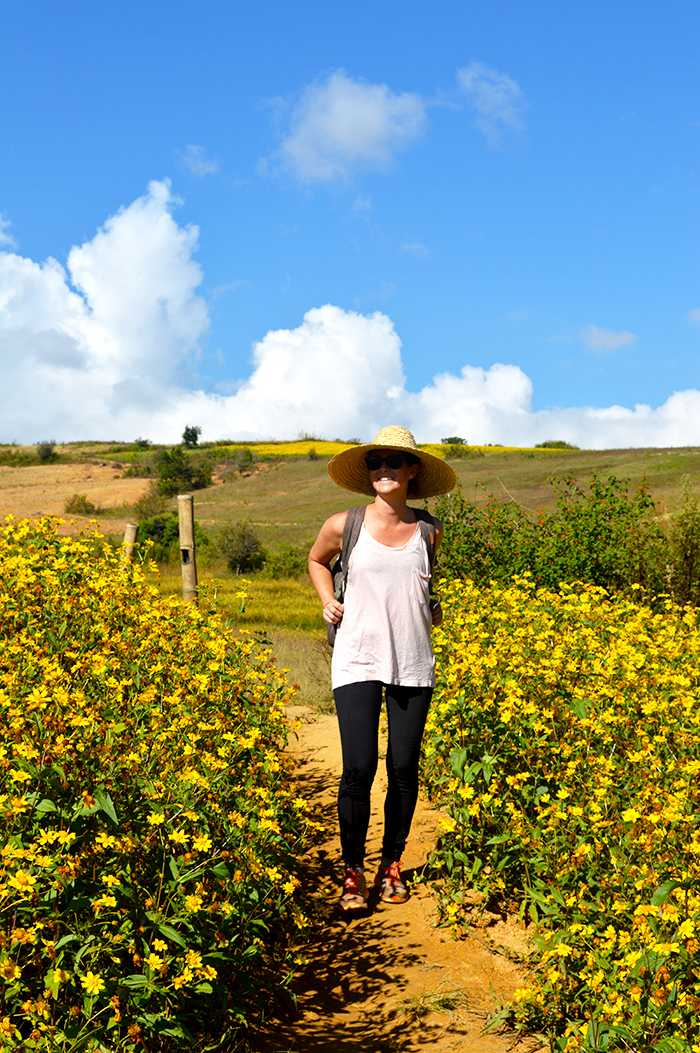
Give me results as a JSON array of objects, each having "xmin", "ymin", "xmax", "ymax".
[
  {"xmin": 122, "ymin": 522, "xmax": 139, "ymax": 562},
  {"xmin": 178, "ymin": 494, "xmax": 198, "ymax": 605}
]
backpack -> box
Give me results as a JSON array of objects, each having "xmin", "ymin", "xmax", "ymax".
[{"xmin": 326, "ymin": 506, "xmax": 439, "ymax": 646}]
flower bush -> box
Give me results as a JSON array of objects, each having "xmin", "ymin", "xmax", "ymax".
[
  {"xmin": 424, "ymin": 576, "xmax": 700, "ymax": 1051},
  {"xmin": 0, "ymin": 517, "xmax": 310, "ymax": 1051}
]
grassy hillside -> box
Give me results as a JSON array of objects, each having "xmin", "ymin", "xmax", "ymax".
[{"xmin": 145, "ymin": 443, "xmax": 700, "ymax": 550}]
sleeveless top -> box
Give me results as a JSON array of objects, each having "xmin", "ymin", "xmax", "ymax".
[{"xmin": 331, "ymin": 523, "xmax": 435, "ymax": 690}]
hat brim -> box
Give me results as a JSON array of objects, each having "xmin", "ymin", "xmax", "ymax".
[{"xmin": 328, "ymin": 442, "xmax": 457, "ymax": 499}]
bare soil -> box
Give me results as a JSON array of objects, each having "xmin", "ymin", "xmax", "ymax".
[
  {"xmin": 261, "ymin": 707, "xmax": 539, "ymax": 1053},
  {"xmin": 0, "ymin": 463, "xmax": 150, "ymax": 535}
]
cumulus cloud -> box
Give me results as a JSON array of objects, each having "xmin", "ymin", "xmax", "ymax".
[
  {"xmin": 581, "ymin": 325, "xmax": 637, "ymax": 353},
  {"xmin": 457, "ymin": 61, "xmax": 527, "ymax": 145},
  {"xmin": 0, "ymin": 215, "xmax": 17, "ymax": 249},
  {"xmin": 2, "ymin": 184, "xmax": 700, "ymax": 451},
  {"xmin": 269, "ymin": 71, "xmax": 427, "ymax": 182},
  {"xmin": 179, "ymin": 145, "xmax": 220, "ymax": 176}
]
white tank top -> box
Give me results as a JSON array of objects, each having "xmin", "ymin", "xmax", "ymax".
[{"xmin": 331, "ymin": 523, "xmax": 435, "ymax": 690}]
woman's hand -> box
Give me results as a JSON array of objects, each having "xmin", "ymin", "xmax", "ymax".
[{"xmin": 322, "ymin": 598, "xmax": 345, "ymax": 625}]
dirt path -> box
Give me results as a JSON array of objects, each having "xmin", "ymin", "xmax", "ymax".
[{"xmin": 261, "ymin": 707, "xmax": 537, "ymax": 1053}]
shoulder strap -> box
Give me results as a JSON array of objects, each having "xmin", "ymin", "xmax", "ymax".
[
  {"xmin": 332, "ymin": 506, "xmax": 366, "ymax": 599},
  {"xmin": 412, "ymin": 508, "xmax": 437, "ymax": 578},
  {"xmin": 341, "ymin": 506, "xmax": 366, "ymax": 564}
]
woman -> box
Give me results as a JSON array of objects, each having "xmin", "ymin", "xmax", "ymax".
[{"xmin": 308, "ymin": 426, "xmax": 456, "ymax": 912}]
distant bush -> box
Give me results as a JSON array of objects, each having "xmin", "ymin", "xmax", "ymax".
[
  {"xmin": 64, "ymin": 492, "xmax": 98, "ymax": 515},
  {"xmin": 123, "ymin": 461, "xmax": 153, "ymax": 478},
  {"xmin": 134, "ymin": 482, "xmax": 168, "ymax": 519},
  {"xmin": 535, "ymin": 439, "xmax": 580, "ymax": 450},
  {"xmin": 441, "ymin": 436, "xmax": 465, "ymax": 445},
  {"xmin": 231, "ymin": 447, "xmax": 254, "ymax": 471},
  {"xmin": 265, "ymin": 543, "xmax": 308, "ymax": 579},
  {"xmin": 36, "ymin": 439, "xmax": 58, "ymax": 463},
  {"xmin": 138, "ymin": 512, "xmax": 211, "ymax": 564},
  {"xmin": 307, "ymin": 447, "xmax": 319, "ymax": 461},
  {"xmin": 0, "ymin": 447, "xmax": 35, "ymax": 467},
  {"xmin": 156, "ymin": 447, "xmax": 212, "ymax": 497},
  {"xmin": 219, "ymin": 523, "xmax": 267, "ymax": 574},
  {"xmin": 134, "ymin": 436, "xmax": 151, "ymax": 449}
]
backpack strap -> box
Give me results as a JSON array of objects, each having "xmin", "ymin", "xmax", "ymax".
[
  {"xmin": 332, "ymin": 506, "xmax": 366, "ymax": 600},
  {"xmin": 413, "ymin": 508, "xmax": 439, "ymax": 606}
]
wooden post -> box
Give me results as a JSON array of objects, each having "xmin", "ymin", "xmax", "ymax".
[
  {"xmin": 178, "ymin": 494, "xmax": 198, "ymax": 605},
  {"xmin": 122, "ymin": 522, "xmax": 139, "ymax": 562}
]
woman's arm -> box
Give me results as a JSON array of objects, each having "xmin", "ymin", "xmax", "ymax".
[{"xmin": 308, "ymin": 512, "xmax": 347, "ymax": 625}]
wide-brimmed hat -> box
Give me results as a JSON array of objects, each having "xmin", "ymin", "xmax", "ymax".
[{"xmin": 328, "ymin": 426, "xmax": 457, "ymax": 499}]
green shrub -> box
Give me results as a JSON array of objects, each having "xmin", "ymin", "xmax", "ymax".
[
  {"xmin": 138, "ymin": 513, "xmax": 211, "ymax": 564},
  {"xmin": 434, "ymin": 473, "xmax": 669, "ymax": 597},
  {"xmin": 219, "ymin": 523, "xmax": 266, "ymax": 574},
  {"xmin": 669, "ymin": 475, "xmax": 700, "ymax": 606},
  {"xmin": 156, "ymin": 448, "xmax": 212, "ymax": 497},
  {"xmin": 36, "ymin": 439, "xmax": 58, "ymax": 463},
  {"xmin": 64, "ymin": 493, "xmax": 98, "ymax": 515},
  {"xmin": 265, "ymin": 543, "xmax": 308, "ymax": 579},
  {"xmin": 134, "ymin": 482, "xmax": 168, "ymax": 519},
  {"xmin": 534, "ymin": 439, "xmax": 580, "ymax": 449}
]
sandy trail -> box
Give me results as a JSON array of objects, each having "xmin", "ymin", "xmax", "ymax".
[{"xmin": 261, "ymin": 707, "xmax": 537, "ymax": 1053}]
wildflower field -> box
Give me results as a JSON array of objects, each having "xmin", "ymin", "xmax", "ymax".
[
  {"xmin": 424, "ymin": 577, "xmax": 700, "ymax": 1051},
  {"xmin": 0, "ymin": 517, "xmax": 310, "ymax": 1051}
]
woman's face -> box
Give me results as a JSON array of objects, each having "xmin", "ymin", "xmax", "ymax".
[{"xmin": 367, "ymin": 449, "xmax": 419, "ymax": 497}]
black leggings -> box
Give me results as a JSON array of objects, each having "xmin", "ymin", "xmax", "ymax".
[{"xmin": 333, "ymin": 680, "xmax": 432, "ymax": 867}]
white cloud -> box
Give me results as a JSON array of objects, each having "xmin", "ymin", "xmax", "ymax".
[
  {"xmin": 401, "ymin": 241, "xmax": 429, "ymax": 257},
  {"xmin": 180, "ymin": 145, "xmax": 219, "ymax": 176},
  {"xmin": 507, "ymin": 308, "xmax": 530, "ymax": 321},
  {"xmin": 270, "ymin": 71, "xmax": 427, "ymax": 182},
  {"xmin": 457, "ymin": 61, "xmax": 527, "ymax": 146},
  {"xmin": 2, "ymin": 185, "xmax": 700, "ymax": 452},
  {"xmin": 0, "ymin": 215, "xmax": 17, "ymax": 249},
  {"xmin": 686, "ymin": 308, "xmax": 700, "ymax": 324},
  {"xmin": 581, "ymin": 325, "xmax": 637, "ymax": 353}
]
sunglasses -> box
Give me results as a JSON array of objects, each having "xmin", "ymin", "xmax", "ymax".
[{"xmin": 365, "ymin": 453, "xmax": 408, "ymax": 471}]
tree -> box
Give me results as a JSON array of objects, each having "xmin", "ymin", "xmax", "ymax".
[
  {"xmin": 155, "ymin": 447, "xmax": 211, "ymax": 496},
  {"xmin": 182, "ymin": 425, "xmax": 202, "ymax": 448}
]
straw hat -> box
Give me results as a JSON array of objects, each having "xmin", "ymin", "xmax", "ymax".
[{"xmin": 328, "ymin": 426, "xmax": 457, "ymax": 499}]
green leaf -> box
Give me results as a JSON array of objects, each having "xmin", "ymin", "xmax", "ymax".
[
  {"xmin": 35, "ymin": 798, "xmax": 58, "ymax": 813},
  {"xmin": 449, "ymin": 747, "xmax": 468, "ymax": 778},
  {"xmin": 44, "ymin": 969, "xmax": 60, "ymax": 1000},
  {"xmin": 569, "ymin": 697, "xmax": 588, "ymax": 720},
  {"xmin": 211, "ymin": 861, "xmax": 231, "ymax": 880},
  {"xmin": 651, "ymin": 879, "xmax": 681, "ymax": 906},
  {"xmin": 94, "ymin": 786, "xmax": 118, "ymax": 826},
  {"xmin": 121, "ymin": 974, "xmax": 148, "ymax": 988},
  {"xmin": 157, "ymin": 924, "xmax": 187, "ymax": 949},
  {"xmin": 194, "ymin": 981, "xmax": 213, "ymax": 994},
  {"xmin": 54, "ymin": 934, "xmax": 81, "ymax": 951}
]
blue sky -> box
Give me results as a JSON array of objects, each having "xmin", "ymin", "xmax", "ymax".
[{"xmin": 1, "ymin": 0, "xmax": 699, "ymax": 447}]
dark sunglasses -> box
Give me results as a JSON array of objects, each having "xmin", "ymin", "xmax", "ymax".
[{"xmin": 365, "ymin": 453, "xmax": 407, "ymax": 471}]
